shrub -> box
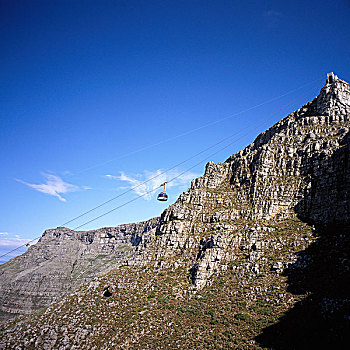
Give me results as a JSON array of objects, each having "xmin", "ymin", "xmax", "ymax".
[
  {"xmin": 234, "ymin": 313, "xmax": 250, "ymax": 321},
  {"xmin": 147, "ymin": 292, "xmax": 156, "ymax": 299}
]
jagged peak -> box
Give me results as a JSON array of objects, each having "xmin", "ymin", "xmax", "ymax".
[
  {"xmin": 224, "ymin": 73, "xmax": 350, "ymax": 161},
  {"xmin": 311, "ymin": 72, "xmax": 350, "ymax": 116}
]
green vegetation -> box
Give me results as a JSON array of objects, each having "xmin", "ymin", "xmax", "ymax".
[{"xmin": 0, "ymin": 218, "xmax": 316, "ymax": 349}]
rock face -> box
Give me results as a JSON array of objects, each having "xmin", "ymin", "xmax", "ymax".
[
  {"xmin": 162, "ymin": 72, "xmax": 349, "ymax": 225},
  {"xmin": 154, "ymin": 72, "xmax": 350, "ymax": 285},
  {"xmin": 0, "ymin": 73, "xmax": 349, "ymax": 328},
  {"xmin": 0, "ymin": 218, "xmax": 159, "ymax": 319}
]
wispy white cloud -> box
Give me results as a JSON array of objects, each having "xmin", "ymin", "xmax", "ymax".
[
  {"xmin": 105, "ymin": 169, "xmax": 198, "ymax": 200},
  {"xmin": 62, "ymin": 170, "xmax": 74, "ymax": 176},
  {"xmin": 0, "ymin": 232, "xmax": 9, "ymax": 236},
  {"xmin": 104, "ymin": 174, "xmax": 118, "ymax": 179},
  {"xmin": 16, "ymin": 174, "xmax": 79, "ymax": 202},
  {"xmin": 0, "ymin": 237, "xmax": 31, "ymax": 247}
]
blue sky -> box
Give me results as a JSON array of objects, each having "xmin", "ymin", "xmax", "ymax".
[{"xmin": 1, "ymin": 0, "xmax": 350, "ymax": 261}]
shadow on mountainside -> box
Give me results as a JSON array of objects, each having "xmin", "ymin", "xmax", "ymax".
[
  {"xmin": 256, "ymin": 132, "xmax": 350, "ymax": 349},
  {"xmin": 255, "ymin": 224, "xmax": 350, "ymax": 349}
]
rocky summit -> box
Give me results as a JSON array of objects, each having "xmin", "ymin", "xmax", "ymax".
[{"xmin": 1, "ymin": 73, "xmax": 349, "ymax": 349}]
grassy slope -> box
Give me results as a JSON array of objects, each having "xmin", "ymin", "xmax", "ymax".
[{"xmin": 1, "ymin": 218, "xmax": 317, "ymax": 349}]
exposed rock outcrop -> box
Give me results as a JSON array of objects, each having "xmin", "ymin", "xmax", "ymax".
[
  {"xmin": 0, "ymin": 218, "xmax": 159, "ymax": 319},
  {"xmin": 153, "ymin": 72, "xmax": 350, "ymax": 286}
]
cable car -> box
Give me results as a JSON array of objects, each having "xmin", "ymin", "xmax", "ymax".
[{"xmin": 157, "ymin": 182, "xmax": 168, "ymax": 201}]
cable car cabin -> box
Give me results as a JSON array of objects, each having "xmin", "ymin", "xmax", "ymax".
[
  {"xmin": 157, "ymin": 192, "xmax": 168, "ymax": 201},
  {"xmin": 157, "ymin": 182, "xmax": 169, "ymax": 201}
]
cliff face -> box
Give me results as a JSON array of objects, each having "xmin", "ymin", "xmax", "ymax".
[
  {"xmin": 0, "ymin": 218, "xmax": 159, "ymax": 319},
  {"xmin": 152, "ymin": 72, "xmax": 350, "ymax": 286},
  {"xmin": 161, "ymin": 72, "xmax": 350, "ymax": 226},
  {"xmin": 0, "ymin": 73, "xmax": 349, "ymax": 349}
]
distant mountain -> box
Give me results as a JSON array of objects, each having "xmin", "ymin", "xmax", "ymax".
[
  {"xmin": 0, "ymin": 219, "xmax": 159, "ymax": 319},
  {"xmin": 1, "ymin": 73, "xmax": 349, "ymax": 349}
]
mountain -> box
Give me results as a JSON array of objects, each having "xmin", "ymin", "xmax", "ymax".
[
  {"xmin": 0, "ymin": 219, "xmax": 159, "ymax": 320},
  {"xmin": 0, "ymin": 73, "xmax": 349, "ymax": 349}
]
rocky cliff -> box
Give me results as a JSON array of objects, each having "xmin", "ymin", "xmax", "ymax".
[
  {"xmin": 0, "ymin": 73, "xmax": 349, "ymax": 349},
  {"xmin": 0, "ymin": 218, "xmax": 159, "ymax": 320},
  {"xmin": 150, "ymin": 71, "xmax": 350, "ymax": 287}
]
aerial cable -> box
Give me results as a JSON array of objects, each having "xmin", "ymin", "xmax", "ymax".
[
  {"xmin": 60, "ymin": 80, "xmax": 322, "ymax": 227},
  {"xmin": 72, "ymin": 76, "xmax": 324, "ymax": 176},
  {"xmin": 0, "ymin": 80, "xmax": 322, "ymax": 260},
  {"xmin": 0, "ymin": 81, "xmax": 322, "ymax": 260},
  {"xmin": 3, "ymin": 112, "xmax": 276, "ymax": 260},
  {"xmin": 0, "ymin": 103, "xmax": 284, "ymax": 261},
  {"xmin": 59, "ymin": 114, "xmax": 277, "ymax": 227},
  {"xmin": 72, "ymin": 103, "xmax": 292, "ymax": 230},
  {"xmin": 58, "ymin": 82, "xmax": 324, "ymax": 231}
]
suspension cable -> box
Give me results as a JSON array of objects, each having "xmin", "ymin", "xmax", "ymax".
[
  {"xmin": 60, "ymin": 81, "xmax": 323, "ymax": 228},
  {"xmin": 0, "ymin": 80, "xmax": 323, "ymax": 260},
  {"xmin": 72, "ymin": 76, "xmax": 324, "ymax": 175}
]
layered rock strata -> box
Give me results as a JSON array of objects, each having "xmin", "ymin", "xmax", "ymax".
[
  {"xmin": 0, "ymin": 218, "xmax": 159, "ymax": 319},
  {"xmin": 152, "ymin": 72, "xmax": 350, "ymax": 285}
]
